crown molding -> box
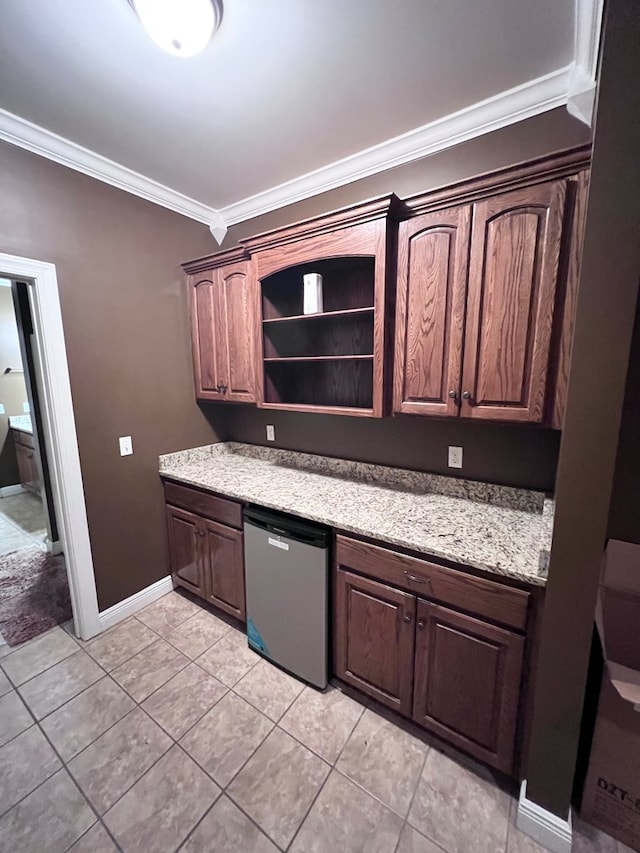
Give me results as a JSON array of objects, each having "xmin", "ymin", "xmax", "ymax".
[
  {"xmin": 567, "ymin": 0, "xmax": 604, "ymax": 126},
  {"xmin": 0, "ymin": 107, "xmax": 222, "ymax": 228},
  {"xmin": 220, "ymin": 65, "xmax": 572, "ymax": 226}
]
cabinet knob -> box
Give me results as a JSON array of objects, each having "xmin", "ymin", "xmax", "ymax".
[
  {"xmin": 403, "ymin": 614, "xmax": 412, "ymax": 624},
  {"xmin": 417, "ymin": 621, "xmax": 425, "ymax": 630},
  {"xmin": 448, "ymin": 390, "xmax": 458, "ymax": 400},
  {"xmin": 462, "ymin": 391, "xmax": 472, "ymax": 401}
]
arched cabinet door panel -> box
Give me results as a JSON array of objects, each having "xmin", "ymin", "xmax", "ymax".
[
  {"xmin": 190, "ymin": 275, "xmax": 225, "ymax": 400},
  {"xmin": 188, "ymin": 257, "xmax": 259, "ymax": 404},
  {"xmin": 393, "ymin": 206, "xmax": 471, "ymax": 417},
  {"xmin": 461, "ymin": 180, "xmax": 567, "ymax": 422}
]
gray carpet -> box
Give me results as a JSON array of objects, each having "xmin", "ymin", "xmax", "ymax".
[{"xmin": 0, "ymin": 546, "xmax": 72, "ymax": 646}]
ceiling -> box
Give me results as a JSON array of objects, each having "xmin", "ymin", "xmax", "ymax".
[{"xmin": 0, "ymin": 1, "xmax": 599, "ymax": 234}]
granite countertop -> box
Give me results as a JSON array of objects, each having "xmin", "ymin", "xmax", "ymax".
[
  {"xmin": 159, "ymin": 442, "xmax": 553, "ymax": 587},
  {"xmin": 8, "ymin": 415, "xmax": 32, "ymax": 434}
]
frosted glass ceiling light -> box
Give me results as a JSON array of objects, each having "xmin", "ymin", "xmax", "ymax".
[{"xmin": 130, "ymin": 0, "xmax": 223, "ymax": 57}]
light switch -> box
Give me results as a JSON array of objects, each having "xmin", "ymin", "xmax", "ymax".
[
  {"xmin": 23, "ymin": 402, "xmax": 30, "ymax": 413},
  {"xmin": 448, "ymin": 446, "xmax": 463, "ymax": 469},
  {"xmin": 0, "ymin": 404, "xmax": 4, "ymax": 415},
  {"xmin": 266, "ymin": 425, "xmax": 275, "ymax": 442},
  {"xmin": 119, "ymin": 436, "xmax": 133, "ymax": 456}
]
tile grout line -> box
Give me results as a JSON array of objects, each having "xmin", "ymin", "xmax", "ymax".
[
  {"xmin": 392, "ymin": 746, "xmax": 432, "ymax": 853},
  {"xmin": 282, "ymin": 695, "xmax": 367, "ymax": 852}
]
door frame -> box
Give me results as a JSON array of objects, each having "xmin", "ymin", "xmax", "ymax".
[{"xmin": 0, "ymin": 252, "xmax": 100, "ymax": 639}]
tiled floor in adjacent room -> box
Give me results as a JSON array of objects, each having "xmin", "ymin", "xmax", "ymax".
[
  {"xmin": 0, "ymin": 590, "xmax": 630, "ymax": 853},
  {"xmin": 0, "ymin": 491, "xmax": 47, "ymax": 556}
]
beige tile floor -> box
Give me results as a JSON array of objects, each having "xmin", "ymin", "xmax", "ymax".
[
  {"xmin": 0, "ymin": 590, "xmax": 630, "ymax": 853},
  {"xmin": 0, "ymin": 491, "xmax": 48, "ymax": 556}
]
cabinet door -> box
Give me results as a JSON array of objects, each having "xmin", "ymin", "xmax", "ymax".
[
  {"xmin": 15, "ymin": 441, "xmax": 32, "ymax": 490},
  {"xmin": 166, "ymin": 505, "xmax": 205, "ymax": 598},
  {"xmin": 334, "ymin": 568, "xmax": 415, "ymax": 715},
  {"xmin": 461, "ymin": 180, "xmax": 567, "ymax": 422},
  {"xmin": 394, "ymin": 206, "xmax": 471, "ymax": 416},
  {"xmin": 202, "ymin": 518, "xmax": 246, "ymax": 621},
  {"xmin": 217, "ymin": 260, "xmax": 258, "ymax": 403},
  {"xmin": 413, "ymin": 600, "xmax": 524, "ymax": 774},
  {"xmin": 190, "ymin": 273, "xmax": 226, "ymax": 401}
]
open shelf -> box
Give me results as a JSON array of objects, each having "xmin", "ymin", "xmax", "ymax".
[
  {"xmin": 262, "ymin": 257, "xmax": 375, "ymax": 321},
  {"xmin": 264, "ymin": 355, "xmax": 373, "ymax": 363},
  {"xmin": 264, "ymin": 357, "xmax": 373, "ymax": 410},
  {"xmin": 262, "ymin": 307, "xmax": 374, "ymax": 325}
]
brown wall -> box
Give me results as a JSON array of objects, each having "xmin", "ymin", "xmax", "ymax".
[
  {"xmin": 0, "ymin": 286, "xmax": 28, "ymax": 487},
  {"xmin": 525, "ymin": 0, "xmax": 640, "ymax": 817},
  {"xmin": 0, "ymin": 142, "xmax": 225, "ymax": 609},
  {"xmin": 212, "ymin": 107, "xmax": 590, "ymax": 492},
  {"xmin": 608, "ymin": 291, "xmax": 640, "ymax": 543},
  {"xmin": 220, "ymin": 405, "xmax": 560, "ymax": 491}
]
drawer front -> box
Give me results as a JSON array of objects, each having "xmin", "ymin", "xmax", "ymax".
[
  {"xmin": 335, "ymin": 535, "xmax": 530, "ymax": 631},
  {"xmin": 163, "ymin": 480, "xmax": 242, "ymax": 529}
]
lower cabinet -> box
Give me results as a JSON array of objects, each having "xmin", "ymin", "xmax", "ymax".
[
  {"xmin": 164, "ymin": 480, "xmax": 246, "ymax": 621},
  {"xmin": 201, "ymin": 518, "xmax": 245, "ymax": 620},
  {"xmin": 13, "ymin": 430, "xmax": 40, "ymax": 493},
  {"xmin": 412, "ymin": 599, "xmax": 524, "ymax": 774},
  {"xmin": 334, "ymin": 538, "xmax": 529, "ymax": 775},
  {"xmin": 334, "ymin": 570, "xmax": 416, "ymax": 716}
]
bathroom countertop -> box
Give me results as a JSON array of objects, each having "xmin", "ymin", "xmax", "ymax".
[
  {"xmin": 159, "ymin": 442, "xmax": 553, "ymax": 586},
  {"xmin": 8, "ymin": 415, "xmax": 32, "ymax": 434}
]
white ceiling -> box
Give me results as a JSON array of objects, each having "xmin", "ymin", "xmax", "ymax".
[{"xmin": 0, "ymin": 1, "xmax": 599, "ymax": 232}]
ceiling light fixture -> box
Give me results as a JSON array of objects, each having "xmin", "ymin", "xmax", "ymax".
[{"xmin": 129, "ymin": 0, "xmax": 223, "ymax": 57}]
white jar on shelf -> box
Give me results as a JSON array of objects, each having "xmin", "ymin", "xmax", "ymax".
[{"xmin": 303, "ymin": 273, "xmax": 323, "ymax": 314}]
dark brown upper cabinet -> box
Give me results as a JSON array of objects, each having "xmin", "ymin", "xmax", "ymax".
[
  {"xmin": 394, "ymin": 148, "xmax": 590, "ymax": 426},
  {"xmin": 183, "ymin": 247, "xmax": 259, "ymax": 403},
  {"xmin": 461, "ymin": 180, "xmax": 566, "ymax": 422},
  {"xmin": 393, "ymin": 206, "xmax": 471, "ymax": 417},
  {"xmin": 240, "ymin": 196, "xmax": 402, "ymax": 417}
]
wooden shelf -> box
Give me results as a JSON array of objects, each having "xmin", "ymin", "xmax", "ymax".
[
  {"xmin": 264, "ymin": 355, "xmax": 373, "ymax": 363},
  {"xmin": 259, "ymin": 402, "xmax": 376, "ymax": 418},
  {"xmin": 263, "ymin": 307, "xmax": 374, "ymax": 325}
]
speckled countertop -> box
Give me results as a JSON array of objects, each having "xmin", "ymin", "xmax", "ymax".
[{"xmin": 159, "ymin": 442, "xmax": 553, "ymax": 586}]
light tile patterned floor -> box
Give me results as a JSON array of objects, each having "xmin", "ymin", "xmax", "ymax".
[
  {"xmin": 0, "ymin": 590, "xmax": 630, "ymax": 852},
  {"xmin": 0, "ymin": 491, "xmax": 48, "ymax": 556}
]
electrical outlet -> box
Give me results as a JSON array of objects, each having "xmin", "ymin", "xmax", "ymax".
[
  {"xmin": 448, "ymin": 445, "xmax": 463, "ymax": 469},
  {"xmin": 119, "ymin": 436, "xmax": 133, "ymax": 456},
  {"xmin": 266, "ymin": 424, "xmax": 275, "ymax": 442}
]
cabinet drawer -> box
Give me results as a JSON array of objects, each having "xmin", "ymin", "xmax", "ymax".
[
  {"xmin": 163, "ymin": 480, "xmax": 242, "ymax": 529},
  {"xmin": 335, "ymin": 535, "xmax": 530, "ymax": 631}
]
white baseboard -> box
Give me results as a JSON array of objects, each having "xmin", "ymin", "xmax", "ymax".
[
  {"xmin": 98, "ymin": 576, "xmax": 174, "ymax": 633},
  {"xmin": 517, "ymin": 781, "xmax": 573, "ymax": 853},
  {"xmin": 0, "ymin": 484, "xmax": 26, "ymax": 497}
]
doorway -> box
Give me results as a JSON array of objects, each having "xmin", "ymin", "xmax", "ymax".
[
  {"xmin": 0, "ymin": 276, "xmax": 69, "ymax": 645},
  {"xmin": 0, "ymin": 253, "xmax": 100, "ymax": 642}
]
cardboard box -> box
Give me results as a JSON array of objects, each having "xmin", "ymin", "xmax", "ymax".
[{"xmin": 581, "ymin": 539, "xmax": 640, "ymax": 852}]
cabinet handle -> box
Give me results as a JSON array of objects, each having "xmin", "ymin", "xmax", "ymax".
[
  {"xmin": 216, "ymin": 383, "xmax": 223, "ymax": 393},
  {"xmin": 404, "ymin": 571, "xmax": 430, "ymax": 585},
  {"xmin": 462, "ymin": 391, "xmax": 472, "ymax": 401},
  {"xmin": 403, "ymin": 614, "xmax": 412, "ymax": 624},
  {"xmin": 417, "ymin": 621, "xmax": 426, "ymax": 630},
  {"xmin": 221, "ymin": 384, "xmax": 228, "ymax": 394},
  {"xmin": 448, "ymin": 390, "xmax": 458, "ymax": 400}
]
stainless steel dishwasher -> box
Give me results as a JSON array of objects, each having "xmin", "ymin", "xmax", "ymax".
[{"xmin": 243, "ymin": 506, "xmax": 330, "ymax": 689}]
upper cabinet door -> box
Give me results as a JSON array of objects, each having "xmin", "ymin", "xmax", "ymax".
[
  {"xmin": 394, "ymin": 206, "xmax": 471, "ymax": 416},
  {"xmin": 461, "ymin": 180, "xmax": 567, "ymax": 422},
  {"xmin": 190, "ymin": 273, "xmax": 225, "ymax": 400},
  {"xmin": 217, "ymin": 260, "xmax": 258, "ymax": 403}
]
